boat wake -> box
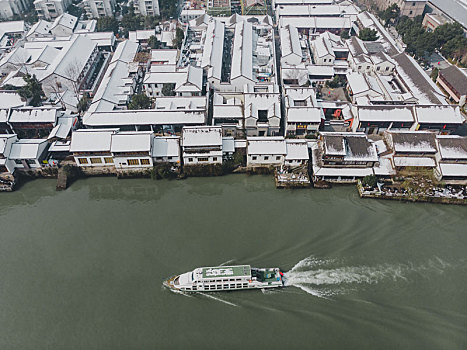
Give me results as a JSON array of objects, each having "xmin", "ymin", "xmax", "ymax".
[
  {"xmin": 283, "ymin": 256, "xmax": 452, "ymax": 299},
  {"xmin": 196, "ymin": 292, "xmax": 239, "ymax": 307}
]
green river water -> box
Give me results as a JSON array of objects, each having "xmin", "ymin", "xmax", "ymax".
[{"xmin": 0, "ymin": 175, "xmax": 466, "ymax": 349}]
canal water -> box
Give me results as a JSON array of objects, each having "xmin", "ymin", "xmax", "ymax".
[{"xmin": 0, "ymin": 176, "xmax": 466, "ymax": 349}]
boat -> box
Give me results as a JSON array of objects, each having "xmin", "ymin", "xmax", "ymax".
[{"xmin": 166, "ymin": 265, "xmax": 284, "ymax": 292}]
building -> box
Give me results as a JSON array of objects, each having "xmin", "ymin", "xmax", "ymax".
[
  {"xmin": 0, "ymin": 133, "xmax": 18, "ymax": 174},
  {"xmin": 34, "ymin": 0, "xmax": 72, "ymax": 20},
  {"xmin": 352, "ymin": 105, "xmax": 416, "ymax": 134},
  {"xmin": 284, "ymin": 139, "xmax": 309, "ymax": 167},
  {"xmin": 8, "ymin": 138, "xmax": 49, "ymax": 170},
  {"xmin": 49, "ymin": 13, "xmax": 78, "ymax": 36},
  {"xmin": 244, "ymin": 85, "xmax": 281, "ymax": 137},
  {"xmin": 436, "ymin": 66, "xmax": 467, "ymax": 106},
  {"xmin": 111, "ymin": 132, "xmax": 154, "ymax": 170},
  {"xmin": 182, "ymin": 126, "xmax": 223, "ymax": 165},
  {"xmin": 134, "ymin": 0, "xmax": 159, "ymax": 16},
  {"xmin": 247, "ymin": 136, "xmax": 286, "ymax": 167},
  {"xmin": 372, "ymin": 0, "xmax": 426, "ymax": 18},
  {"xmin": 7, "ymin": 107, "xmax": 63, "ymax": 138},
  {"xmin": 152, "ymin": 136, "xmax": 180, "ymax": 164},
  {"xmin": 83, "ymin": 0, "xmax": 116, "ymax": 18},
  {"xmin": 284, "ymin": 88, "xmax": 323, "ymax": 136},
  {"xmin": 0, "ymin": 0, "xmax": 30, "ymax": 20},
  {"xmin": 434, "ymin": 135, "xmax": 467, "ymax": 183},
  {"xmin": 422, "ymin": 12, "xmax": 451, "ymax": 31},
  {"xmin": 384, "ymin": 131, "xmax": 437, "ymax": 169},
  {"xmin": 70, "ymin": 129, "xmax": 117, "ymax": 167}
]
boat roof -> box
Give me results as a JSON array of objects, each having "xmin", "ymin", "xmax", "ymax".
[{"xmin": 201, "ymin": 265, "xmax": 251, "ymax": 279}]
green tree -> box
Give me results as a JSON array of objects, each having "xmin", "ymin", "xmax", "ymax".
[
  {"xmin": 19, "ymin": 74, "xmax": 45, "ymax": 107},
  {"xmin": 161, "ymin": 83, "xmax": 175, "ymax": 96},
  {"xmin": 97, "ymin": 16, "xmax": 119, "ymax": 34},
  {"xmin": 66, "ymin": 4, "xmax": 83, "ymax": 18},
  {"xmin": 148, "ymin": 35, "xmax": 160, "ymax": 49},
  {"xmin": 173, "ymin": 27, "xmax": 184, "ymax": 49},
  {"xmin": 379, "ymin": 4, "xmax": 400, "ymax": 26},
  {"xmin": 340, "ymin": 30, "xmax": 350, "ymax": 40},
  {"xmin": 358, "ymin": 28, "xmax": 379, "ymax": 41},
  {"xmin": 362, "ymin": 175, "xmax": 378, "ymax": 188},
  {"xmin": 159, "ymin": 0, "xmax": 177, "ymax": 19},
  {"xmin": 128, "ymin": 93, "xmax": 151, "ymax": 109},
  {"xmin": 77, "ymin": 94, "xmax": 90, "ymax": 113}
]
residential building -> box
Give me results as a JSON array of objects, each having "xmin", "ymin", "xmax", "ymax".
[
  {"xmin": 372, "ymin": 0, "xmax": 426, "ymax": 18},
  {"xmin": 8, "ymin": 138, "xmax": 49, "ymax": 170},
  {"xmin": 7, "ymin": 107, "xmax": 63, "ymax": 138},
  {"xmin": 34, "ymin": 0, "xmax": 71, "ymax": 20},
  {"xmin": 83, "ymin": 0, "xmax": 116, "ymax": 18},
  {"xmin": 284, "ymin": 87, "xmax": 323, "ymax": 137},
  {"xmin": 422, "ymin": 12, "xmax": 451, "ymax": 31},
  {"xmin": 182, "ymin": 126, "xmax": 223, "ymax": 165},
  {"xmin": 152, "ymin": 136, "xmax": 181, "ymax": 164},
  {"xmin": 133, "ymin": 0, "xmax": 159, "ymax": 16},
  {"xmin": 0, "ymin": 133, "xmax": 18, "ymax": 174},
  {"xmin": 284, "ymin": 139, "xmax": 309, "ymax": 167},
  {"xmin": 352, "ymin": 105, "xmax": 416, "ymax": 134},
  {"xmin": 49, "ymin": 13, "xmax": 78, "ymax": 36},
  {"xmin": 111, "ymin": 132, "xmax": 154, "ymax": 170},
  {"xmin": 70, "ymin": 129, "xmax": 117, "ymax": 167},
  {"xmin": 247, "ymin": 136, "xmax": 286, "ymax": 167},
  {"xmin": 436, "ymin": 66, "xmax": 467, "ymax": 106},
  {"xmin": 434, "ymin": 135, "xmax": 467, "ymax": 183},
  {"xmin": 244, "ymin": 84, "xmax": 281, "ymax": 137},
  {"xmin": 0, "ymin": 0, "xmax": 30, "ymax": 20}
]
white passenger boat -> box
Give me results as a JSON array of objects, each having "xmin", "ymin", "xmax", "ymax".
[{"xmin": 166, "ymin": 265, "xmax": 284, "ymax": 292}]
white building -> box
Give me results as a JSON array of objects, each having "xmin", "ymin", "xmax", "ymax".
[
  {"xmin": 0, "ymin": 0, "xmax": 29, "ymax": 20},
  {"xmin": 280, "ymin": 24, "xmax": 302, "ymax": 66},
  {"xmin": 34, "ymin": 0, "xmax": 72, "ymax": 20},
  {"xmin": 8, "ymin": 138, "xmax": 49, "ymax": 170},
  {"xmin": 285, "ymin": 139, "xmax": 309, "ymax": 167},
  {"xmin": 83, "ymin": 0, "xmax": 115, "ymax": 18},
  {"xmin": 0, "ymin": 133, "xmax": 18, "ymax": 174},
  {"xmin": 70, "ymin": 129, "xmax": 117, "ymax": 167},
  {"xmin": 434, "ymin": 135, "xmax": 467, "ymax": 183},
  {"xmin": 111, "ymin": 132, "xmax": 154, "ymax": 170},
  {"xmin": 244, "ymin": 84, "xmax": 281, "ymax": 136},
  {"xmin": 247, "ymin": 136, "xmax": 286, "ymax": 167},
  {"xmin": 284, "ymin": 87, "xmax": 323, "ymax": 136},
  {"xmin": 152, "ymin": 136, "xmax": 180, "ymax": 164},
  {"xmin": 49, "ymin": 13, "xmax": 78, "ymax": 36},
  {"xmin": 182, "ymin": 126, "xmax": 223, "ymax": 165},
  {"xmin": 133, "ymin": 0, "xmax": 159, "ymax": 16}
]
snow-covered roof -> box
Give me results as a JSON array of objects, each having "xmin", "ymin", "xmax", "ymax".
[
  {"xmin": 438, "ymin": 163, "xmax": 467, "ymax": 177},
  {"xmin": 151, "ymin": 49, "xmax": 178, "ymax": 64},
  {"xmin": 111, "ymin": 132, "xmax": 152, "ymax": 153},
  {"xmin": 48, "ymin": 116, "xmax": 74, "ymax": 140},
  {"xmin": 287, "ymin": 107, "xmax": 322, "ymax": 123},
  {"xmin": 280, "ymin": 25, "xmax": 301, "ymax": 58},
  {"xmin": 9, "ymin": 139, "xmax": 48, "ymax": 159},
  {"xmin": 415, "ymin": 105, "xmax": 464, "ymax": 125},
  {"xmin": 70, "ymin": 129, "xmax": 117, "ymax": 152},
  {"xmin": 222, "ymin": 137, "xmax": 235, "ymax": 153},
  {"xmin": 373, "ymin": 156, "xmax": 396, "ymax": 176},
  {"xmin": 285, "ymin": 139, "xmax": 308, "ymax": 160},
  {"xmin": 9, "ymin": 107, "xmax": 60, "ymax": 124},
  {"xmin": 389, "ymin": 131, "xmax": 437, "ymax": 153},
  {"xmin": 0, "ymin": 91, "xmax": 25, "ymax": 109},
  {"xmin": 49, "ymin": 140, "xmax": 71, "ymax": 152},
  {"xmin": 436, "ymin": 135, "xmax": 467, "ymax": 160},
  {"xmin": 51, "ymin": 14, "xmax": 78, "ymax": 31},
  {"xmin": 182, "ymin": 126, "xmax": 222, "ymax": 147},
  {"xmin": 393, "ymin": 156, "xmax": 436, "ymax": 168},
  {"xmin": 83, "ymin": 110, "xmax": 206, "ymax": 127},
  {"xmin": 231, "ymin": 20, "xmax": 253, "ymax": 81},
  {"xmin": 357, "ymin": 106, "xmax": 415, "ymax": 123},
  {"xmin": 152, "ymin": 136, "xmax": 180, "ymax": 158},
  {"xmin": 26, "ymin": 20, "xmax": 51, "ymax": 37},
  {"xmin": 247, "ymin": 136, "xmax": 286, "ymax": 155},
  {"xmin": 111, "ymin": 40, "xmax": 139, "ymax": 64}
]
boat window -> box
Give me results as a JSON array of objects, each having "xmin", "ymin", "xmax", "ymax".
[{"xmin": 191, "ymin": 272, "xmax": 194, "ymax": 281}]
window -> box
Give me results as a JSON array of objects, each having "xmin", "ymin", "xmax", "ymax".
[
  {"xmin": 264, "ymin": 156, "xmax": 269, "ymax": 160},
  {"xmin": 78, "ymin": 158, "xmax": 88, "ymax": 164},
  {"xmin": 127, "ymin": 159, "xmax": 140, "ymax": 166},
  {"xmin": 140, "ymin": 159, "xmax": 150, "ymax": 165},
  {"xmin": 409, "ymin": 10, "xmax": 413, "ymax": 15},
  {"xmin": 276, "ymin": 156, "xmax": 281, "ymax": 161},
  {"xmin": 258, "ymin": 110, "xmax": 268, "ymax": 123},
  {"xmin": 377, "ymin": 66, "xmax": 380, "ymax": 71},
  {"xmin": 385, "ymin": 66, "xmax": 390, "ymax": 71},
  {"xmin": 188, "ymin": 157, "xmax": 193, "ymax": 162},
  {"xmin": 358, "ymin": 65, "xmax": 362, "ymax": 70},
  {"xmin": 14, "ymin": 159, "xmax": 22, "ymax": 165},
  {"xmin": 90, "ymin": 158, "xmax": 102, "ymax": 164},
  {"xmin": 198, "ymin": 157, "xmax": 208, "ymax": 162},
  {"xmin": 252, "ymin": 156, "xmax": 257, "ymax": 160},
  {"xmin": 167, "ymin": 156, "xmax": 172, "ymax": 160},
  {"xmin": 26, "ymin": 159, "xmax": 36, "ymax": 165},
  {"xmin": 212, "ymin": 157, "xmax": 217, "ymax": 161},
  {"xmin": 104, "ymin": 157, "xmax": 113, "ymax": 164}
]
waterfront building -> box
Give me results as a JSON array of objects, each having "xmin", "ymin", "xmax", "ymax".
[
  {"xmin": 182, "ymin": 126, "xmax": 223, "ymax": 165},
  {"xmin": 70, "ymin": 129, "xmax": 117, "ymax": 168},
  {"xmin": 8, "ymin": 138, "xmax": 49, "ymax": 170},
  {"xmin": 7, "ymin": 107, "xmax": 63, "ymax": 139},
  {"xmin": 246, "ymin": 136, "xmax": 286, "ymax": 168},
  {"xmin": 0, "ymin": 133, "xmax": 18, "ymax": 174},
  {"xmin": 434, "ymin": 135, "xmax": 467, "ymax": 184},
  {"xmin": 152, "ymin": 136, "xmax": 181, "ymax": 165},
  {"xmin": 384, "ymin": 131, "xmax": 437, "ymax": 170},
  {"xmin": 284, "ymin": 139, "xmax": 309, "ymax": 166},
  {"xmin": 111, "ymin": 132, "xmax": 154, "ymax": 170}
]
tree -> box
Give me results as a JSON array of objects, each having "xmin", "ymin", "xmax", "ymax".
[
  {"xmin": 358, "ymin": 28, "xmax": 379, "ymax": 41},
  {"xmin": 66, "ymin": 4, "xmax": 83, "ymax": 18},
  {"xmin": 77, "ymin": 94, "xmax": 90, "ymax": 113},
  {"xmin": 19, "ymin": 74, "xmax": 45, "ymax": 107},
  {"xmin": 379, "ymin": 4, "xmax": 400, "ymax": 26},
  {"xmin": 173, "ymin": 27, "xmax": 184, "ymax": 49},
  {"xmin": 97, "ymin": 16, "xmax": 119, "ymax": 34},
  {"xmin": 362, "ymin": 175, "xmax": 378, "ymax": 188},
  {"xmin": 148, "ymin": 35, "xmax": 160, "ymax": 49},
  {"xmin": 128, "ymin": 93, "xmax": 151, "ymax": 109},
  {"xmin": 340, "ymin": 30, "xmax": 350, "ymax": 40},
  {"xmin": 161, "ymin": 83, "xmax": 175, "ymax": 96}
]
